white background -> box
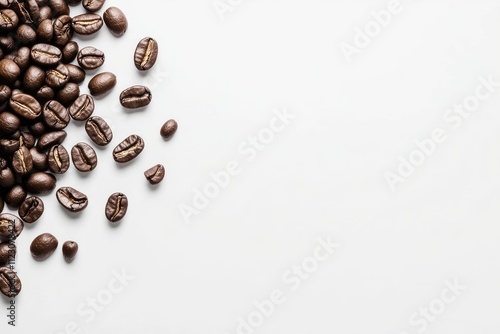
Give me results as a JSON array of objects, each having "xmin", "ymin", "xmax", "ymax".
[{"xmin": 3, "ymin": 0, "xmax": 500, "ymax": 333}]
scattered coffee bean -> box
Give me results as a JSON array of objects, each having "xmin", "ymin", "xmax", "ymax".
[
  {"xmin": 0, "ymin": 9, "xmax": 19, "ymax": 32},
  {"xmin": 4, "ymin": 184, "xmax": 27, "ymax": 208},
  {"xmin": 9, "ymin": 92, "xmax": 41, "ymax": 120},
  {"xmin": 52, "ymin": 14, "xmax": 73, "ymax": 46},
  {"xmin": 105, "ymin": 192, "xmax": 127, "ymax": 222},
  {"xmin": 30, "ymin": 232, "xmax": 57, "ymax": 261},
  {"xmin": 12, "ymin": 145, "xmax": 33, "ymax": 175},
  {"xmin": 61, "ymin": 41, "xmax": 79, "ymax": 63},
  {"xmin": 72, "ymin": 13, "xmax": 103, "ymax": 35},
  {"xmin": 77, "ymin": 46, "xmax": 105, "ymax": 70},
  {"xmin": 36, "ymin": 130, "xmax": 67, "ymax": 151},
  {"xmin": 82, "ymin": 0, "xmax": 105, "ymax": 12},
  {"xmin": 88, "ymin": 72, "xmax": 116, "ymax": 96},
  {"xmin": 30, "ymin": 147, "xmax": 48, "ymax": 171},
  {"xmin": 0, "ymin": 111, "xmax": 20, "ymax": 135},
  {"xmin": 31, "ymin": 43, "xmax": 62, "ymax": 66},
  {"xmin": 144, "ymin": 164, "xmax": 165, "ymax": 185},
  {"xmin": 23, "ymin": 65, "xmax": 45, "ymax": 93},
  {"xmin": 103, "ymin": 6, "xmax": 127, "ymax": 36},
  {"xmin": 66, "ymin": 64, "xmax": 86, "ymax": 84},
  {"xmin": 43, "ymin": 100, "xmax": 70, "ymax": 129},
  {"xmin": 69, "ymin": 94, "xmax": 94, "ymax": 121},
  {"xmin": 119, "ymin": 85, "xmax": 152, "ymax": 109},
  {"xmin": 160, "ymin": 119, "xmax": 178, "ymax": 140},
  {"xmin": 62, "ymin": 240, "xmax": 78, "ymax": 262},
  {"xmin": 134, "ymin": 37, "xmax": 158, "ymax": 71},
  {"xmin": 24, "ymin": 172, "xmax": 56, "ymax": 194},
  {"xmin": 0, "ymin": 267, "xmax": 21, "ymax": 297},
  {"xmin": 85, "ymin": 116, "xmax": 112, "ymax": 146},
  {"xmin": 36, "ymin": 18, "xmax": 53, "ymax": 42},
  {"xmin": 57, "ymin": 82, "xmax": 80, "ymax": 106},
  {"xmin": 56, "ymin": 186, "xmax": 88, "ymax": 212},
  {"xmin": 48, "ymin": 144, "xmax": 70, "ymax": 174},
  {"xmin": 112, "ymin": 134, "xmax": 144, "ymax": 163},
  {"xmin": 45, "ymin": 63, "xmax": 69, "ymax": 89},
  {"xmin": 71, "ymin": 142, "xmax": 97, "ymax": 172},
  {"xmin": 19, "ymin": 196, "xmax": 44, "ymax": 223}
]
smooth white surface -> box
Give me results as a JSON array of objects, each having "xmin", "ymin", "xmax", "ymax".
[{"xmin": 3, "ymin": 0, "xmax": 500, "ymax": 333}]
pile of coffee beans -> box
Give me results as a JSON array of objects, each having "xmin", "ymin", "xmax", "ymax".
[{"xmin": 0, "ymin": 0, "xmax": 178, "ymax": 298}]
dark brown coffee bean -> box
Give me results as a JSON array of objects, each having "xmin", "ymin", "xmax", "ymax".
[
  {"xmin": 77, "ymin": 46, "xmax": 104, "ymax": 70},
  {"xmin": 4, "ymin": 184, "xmax": 27, "ymax": 208},
  {"xmin": 56, "ymin": 186, "xmax": 88, "ymax": 212},
  {"xmin": 38, "ymin": 5, "xmax": 51, "ymax": 20},
  {"xmin": 11, "ymin": 1, "xmax": 32, "ymax": 24},
  {"xmin": 23, "ymin": 65, "xmax": 46, "ymax": 92},
  {"xmin": 25, "ymin": 0, "xmax": 40, "ymax": 24},
  {"xmin": 36, "ymin": 130, "xmax": 66, "ymax": 150},
  {"xmin": 0, "ymin": 9, "xmax": 18, "ymax": 31},
  {"xmin": 9, "ymin": 93, "xmax": 41, "ymax": 120},
  {"xmin": 119, "ymin": 85, "xmax": 152, "ymax": 109},
  {"xmin": 31, "ymin": 43, "xmax": 62, "ymax": 66},
  {"xmin": 0, "ymin": 85, "xmax": 11, "ymax": 111},
  {"xmin": 134, "ymin": 37, "xmax": 158, "ymax": 71},
  {"xmin": 45, "ymin": 63, "xmax": 69, "ymax": 89},
  {"xmin": 160, "ymin": 119, "xmax": 178, "ymax": 140},
  {"xmin": 52, "ymin": 14, "xmax": 72, "ymax": 46},
  {"xmin": 24, "ymin": 172, "xmax": 56, "ymax": 194},
  {"xmin": 71, "ymin": 142, "xmax": 97, "ymax": 172},
  {"xmin": 0, "ymin": 242, "xmax": 15, "ymax": 266},
  {"xmin": 82, "ymin": 0, "xmax": 105, "ymax": 12},
  {"xmin": 19, "ymin": 196, "xmax": 44, "ymax": 223},
  {"xmin": 16, "ymin": 24, "xmax": 36, "ymax": 44},
  {"xmin": 103, "ymin": 6, "xmax": 127, "ymax": 36},
  {"xmin": 48, "ymin": 0, "xmax": 69, "ymax": 16},
  {"xmin": 66, "ymin": 64, "xmax": 86, "ymax": 84},
  {"xmin": 0, "ymin": 165, "xmax": 15, "ymax": 188},
  {"xmin": 0, "ymin": 0, "xmax": 14, "ymax": 9},
  {"xmin": 12, "ymin": 145, "xmax": 33, "ymax": 175},
  {"xmin": 48, "ymin": 144, "xmax": 69, "ymax": 174},
  {"xmin": 0, "ymin": 111, "xmax": 20, "ymax": 135},
  {"xmin": 57, "ymin": 82, "xmax": 80, "ymax": 106},
  {"xmin": 85, "ymin": 116, "xmax": 112, "ymax": 146},
  {"xmin": 72, "ymin": 13, "xmax": 103, "ymax": 35},
  {"xmin": 42, "ymin": 100, "xmax": 70, "ymax": 129},
  {"xmin": 88, "ymin": 72, "xmax": 116, "ymax": 96},
  {"xmin": 69, "ymin": 94, "xmax": 93, "ymax": 120},
  {"xmin": 6, "ymin": 46, "xmax": 31, "ymax": 71},
  {"xmin": 0, "ymin": 213, "xmax": 23, "ymax": 241},
  {"xmin": 28, "ymin": 120, "xmax": 49, "ymax": 137},
  {"xmin": 144, "ymin": 164, "xmax": 165, "ymax": 185},
  {"xmin": 112, "ymin": 134, "xmax": 144, "ymax": 163},
  {"xmin": 105, "ymin": 192, "xmax": 127, "ymax": 222},
  {"xmin": 0, "ymin": 137, "xmax": 19, "ymax": 155},
  {"xmin": 62, "ymin": 240, "xmax": 77, "ymax": 262},
  {"xmin": 30, "ymin": 232, "xmax": 57, "ymax": 260},
  {"xmin": 61, "ymin": 41, "xmax": 78, "ymax": 63},
  {"xmin": 0, "ymin": 267, "xmax": 21, "ymax": 297},
  {"xmin": 30, "ymin": 147, "xmax": 48, "ymax": 171},
  {"xmin": 0, "ymin": 59, "xmax": 20, "ymax": 84},
  {"xmin": 20, "ymin": 132, "xmax": 35, "ymax": 149},
  {"xmin": 36, "ymin": 85, "xmax": 54, "ymax": 103}
]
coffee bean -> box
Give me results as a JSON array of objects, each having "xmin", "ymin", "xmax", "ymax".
[
  {"xmin": 0, "ymin": 165, "xmax": 15, "ymax": 188},
  {"xmin": 19, "ymin": 196, "xmax": 44, "ymax": 223},
  {"xmin": 112, "ymin": 134, "xmax": 144, "ymax": 163},
  {"xmin": 17, "ymin": 24, "xmax": 36, "ymax": 44},
  {"xmin": 24, "ymin": 172, "xmax": 56, "ymax": 194},
  {"xmin": 9, "ymin": 93, "xmax": 42, "ymax": 120},
  {"xmin": 134, "ymin": 37, "xmax": 158, "ymax": 71},
  {"xmin": 36, "ymin": 85, "xmax": 54, "ymax": 103},
  {"xmin": 119, "ymin": 85, "xmax": 152, "ymax": 109},
  {"xmin": 25, "ymin": 0, "xmax": 41, "ymax": 24},
  {"xmin": 82, "ymin": 0, "xmax": 105, "ymax": 12},
  {"xmin": 0, "ymin": 213, "xmax": 23, "ymax": 241},
  {"xmin": 61, "ymin": 41, "xmax": 79, "ymax": 63},
  {"xmin": 57, "ymin": 82, "xmax": 80, "ymax": 106},
  {"xmin": 144, "ymin": 164, "xmax": 165, "ymax": 185},
  {"xmin": 11, "ymin": 1, "xmax": 32, "ymax": 24},
  {"xmin": 160, "ymin": 119, "xmax": 178, "ymax": 140},
  {"xmin": 52, "ymin": 14, "xmax": 73, "ymax": 46},
  {"xmin": 0, "ymin": 267, "xmax": 21, "ymax": 297},
  {"xmin": 0, "ymin": 242, "xmax": 14, "ymax": 266},
  {"xmin": 45, "ymin": 63, "xmax": 69, "ymax": 89},
  {"xmin": 12, "ymin": 145, "xmax": 33, "ymax": 175},
  {"xmin": 66, "ymin": 64, "xmax": 86, "ymax": 84},
  {"xmin": 30, "ymin": 147, "xmax": 48, "ymax": 171},
  {"xmin": 0, "ymin": 9, "xmax": 19, "ymax": 32},
  {"xmin": 48, "ymin": 0, "xmax": 69, "ymax": 16},
  {"xmin": 88, "ymin": 72, "xmax": 116, "ymax": 96},
  {"xmin": 0, "ymin": 111, "xmax": 20, "ymax": 135},
  {"xmin": 0, "ymin": 85, "xmax": 11, "ymax": 111},
  {"xmin": 6, "ymin": 46, "xmax": 31, "ymax": 71},
  {"xmin": 48, "ymin": 144, "xmax": 69, "ymax": 174},
  {"xmin": 0, "ymin": 59, "xmax": 20, "ymax": 84},
  {"xmin": 30, "ymin": 232, "xmax": 57, "ymax": 260},
  {"xmin": 71, "ymin": 142, "xmax": 97, "ymax": 172},
  {"xmin": 23, "ymin": 65, "xmax": 46, "ymax": 93},
  {"xmin": 105, "ymin": 192, "xmax": 127, "ymax": 222},
  {"xmin": 36, "ymin": 130, "xmax": 67, "ymax": 151},
  {"xmin": 77, "ymin": 46, "xmax": 104, "ymax": 70},
  {"xmin": 36, "ymin": 18, "xmax": 53, "ymax": 42},
  {"xmin": 43, "ymin": 100, "xmax": 70, "ymax": 129},
  {"xmin": 56, "ymin": 186, "xmax": 88, "ymax": 212},
  {"xmin": 72, "ymin": 13, "xmax": 103, "ymax": 35},
  {"xmin": 31, "ymin": 43, "xmax": 62, "ymax": 66},
  {"xmin": 39, "ymin": 5, "xmax": 52, "ymax": 20},
  {"xmin": 69, "ymin": 94, "xmax": 94, "ymax": 120},
  {"xmin": 20, "ymin": 131, "xmax": 36, "ymax": 148},
  {"xmin": 103, "ymin": 6, "xmax": 127, "ymax": 36},
  {"xmin": 4, "ymin": 184, "xmax": 27, "ymax": 208},
  {"xmin": 62, "ymin": 240, "xmax": 77, "ymax": 262},
  {"xmin": 0, "ymin": 137, "xmax": 19, "ymax": 155},
  {"xmin": 85, "ymin": 116, "xmax": 112, "ymax": 146}
]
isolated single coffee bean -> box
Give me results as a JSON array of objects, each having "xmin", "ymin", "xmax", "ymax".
[
  {"xmin": 160, "ymin": 119, "xmax": 178, "ymax": 140},
  {"xmin": 72, "ymin": 13, "xmax": 103, "ymax": 35},
  {"xmin": 112, "ymin": 134, "xmax": 144, "ymax": 163},
  {"xmin": 19, "ymin": 196, "xmax": 44, "ymax": 223},
  {"xmin": 47, "ymin": 144, "xmax": 70, "ymax": 174},
  {"xmin": 62, "ymin": 240, "xmax": 78, "ymax": 262},
  {"xmin": 85, "ymin": 116, "xmax": 112, "ymax": 146},
  {"xmin": 56, "ymin": 186, "xmax": 88, "ymax": 212},
  {"xmin": 119, "ymin": 85, "xmax": 151, "ymax": 109},
  {"xmin": 105, "ymin": 192, "xmax": 127, "ymax": 222},
  {"xmin": 88, "ymin": 72, "xmax": 116, "ymax": 96},
  {"xmin": 0, "ymin": 267, "xmax": 21, "ymax": 297},
  {"xmin": 144, "ymin": 164, "xmax": 165, "ymax": 185},
  {"xmin": 134, "ymin": 37, "xmax": 158, "ymax": 71},
  {"xmin": 71, "ymin": 142, "xmax": 97, "ymax": 172},
  {"xmin": 30, "ymin": 232, "xmax": 58, "ymax": 261},
  {"xmin": 103, "ymin": 6, "xmax": 127, "ymax": 36}
]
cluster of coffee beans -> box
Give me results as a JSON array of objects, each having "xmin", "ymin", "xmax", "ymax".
[{"xmin": 0, "ymin": 0, "xmax": 178, "ymax": 298}]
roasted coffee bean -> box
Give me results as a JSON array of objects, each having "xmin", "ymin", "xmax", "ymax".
[
  {"xmin": 19, "ymin": 196, "xmax": 44, "ymax": 223},
  {"xmin": 24, "ymin": 172, "xmax": 56, "ymax": 194},
  {"xmin": 112, "ymin": 134, "xmax": 144, "ymax": 163},
  {"xmin": 0, "ymin": 59, "xmax": 20, "ymax": 84},
  {"xmin": 66, "ymin": 64, "xmax": 86, "ymax": 84},
  {"xmin": 82, "ymin": 0, "xmax": 105, "ymax": 12},
  {"xmin": 62, "ymin": 240, "xmax": 77, "ymax": 262},
  {"xmin": 31, "ymin": 43, "xmax": 62, "ymax": 66},
  {"xmin": 48, "ymin": 0, "xmax": 69, "ymax": 16},
  {"xmin": 0, "ymin": 138, "xmax": 19, "ymax": 154},
  {"xmin": 23, "ymin": 65, "xmax": 46, "ymax": 93},
  {"xmin": 72, "ymin": 13, "xmax": 103, "ymax": 35},
  {"xmin": 57, "ymin": 82, "xmax": 80, "ymax": 106},
  {"xmin": 6, "ymin": 46, "xmax": 31, "ymax": 70},
  {"xmin": 0, "ymin": 0, "xmax": 14, "ymax": 9},
  {"xmin": 0, "ymin": 213, "xmax": 23, "ymax": 240},
  {"xmin": 36, "ymin": 85, "xmax": 54, "ymax": 103},
  {"xmin": 0, "ymin": 9, "xmax": 18, "ymax": 31},
  {"xmin": 16, "ymin": 24, "xmax": 36, "ymax": 44},
  {"xmin": 61, "ymin": 41, "xmax": 78, "ymax": 63},
  {"xmin": 11, "ymin": 0, "xmax": 32, "ymax": 23},
  {"xmin": 119, "ymin": 85, "xmax": 151, "ymax": 109},
  {"xmin": 4, "ymin": 184, "xmax": 27, "ymax": 208},
  {"xmin": 38, "ymin": 5, "xmax": 51, "ymax": 20},
  {"xmin": 20, "ymin": 131, "xmax": 36, "ymax": 148},
  {"xmin": 30, "ymin": 147, "xmax": 48, "ymax": 170},
  {"xmin": 12, "ymin": 145, "xmax": 33, "ymax": 175},
  {"xmin": 52, "ymin": 14, "xmax": 72, "ymax": 46},
  {"xmin": 69, "ymin": 94, "xmax": 93, "ymax": 120},
  {"xmin": 160, "ymin": 119, "xmax": 178, "ymax": 140},
  {"xmin": 45, "ymin": 63, "xmax": 69, "ymax": 89},
  {"xmin": 0, "ymin": 242, "xmax": 14, "ymax": 266},
  {"xmin": 134, "ymin": 37, "xmax": 158, "ymax": 71},
  {"xmin": 48, "ymin": 144, "xmax": 69, "ymax": 174},
  {"xmin": 105, "ymin": 192, "xmax": 127, "ymax": 222},
  {"xmin": 85, "ymin": 116, "xmax": 112, "ymax": 146},
  {"xmin": 43, "ymin": 100, "xmax": 70, "ymax": 129},
  {"xmin": 36, "ymin": 130, "xmax": 66, "ymax": 150},
  {"xmin": 0, "ymin": 35, "xmax": 14, "ymax": 52},
  {"xmin": 144, "ymin": 164, "xmax": 165, "ymax": 185},
  {"xmin": 0, "ymin": 85, "xmax": 11, "ymax": 111},
  {"xmin": 0, "ymin": 165, "xmax": 15, "ymax": 188},
  {"xmin": 10, "ymin": 93, "xmax": 41, "ymax": 120},
  {"xmin": 88, "ymin": 72, "xmax": 116, "ymax": 96},
  {"xmin": 0, "ymin": 267, "xmax": 21, "ymax": 297},
  {"xmin": 28, "ymin": 120, "xmax": 48, "ymax": 137},
  {"xmin": 25, "ymin": 0, "xmax": 40, "ymax": 24},
  {"xmin": 0, "ymin": 112, "xmax": 20, "ymax": 135},
  {"xmin": 30, "ymin": 232, "xmax": 57, "ymax": 260},
  {"xmin": 71, "ymin": 142, "xmax": 97, "ymax": 172},
  {"xmin": 77, "ymin": 46, "xmax": 104, "ymax": 70},
  {"xmin": 56, "ymin": 186, "xmax": 88, "ymax": 212},
  {"xmin": 103, "ymin": 6, "xmax": 127, "ymax": 36}
]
